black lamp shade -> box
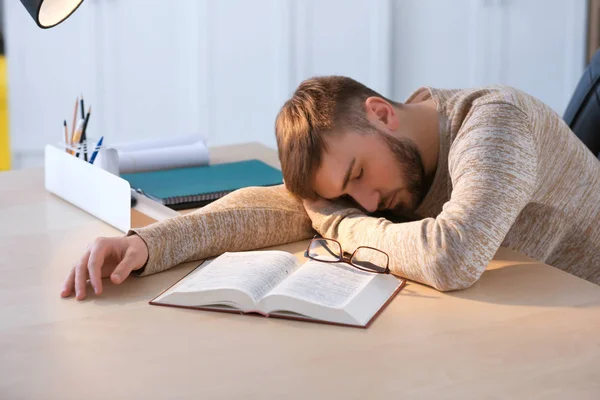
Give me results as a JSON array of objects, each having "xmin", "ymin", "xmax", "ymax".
[{"xmin": 20, "ymin": 0, "xmax": 84, "ymax": 29}]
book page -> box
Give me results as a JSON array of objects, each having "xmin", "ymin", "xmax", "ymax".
[
  {"xmin": 174, "ymin": 251, "xmax": 298, "ymax": 305},
  {"xmin": 266, "ymin": 260, "xmax": 376, "ymax": 309}
]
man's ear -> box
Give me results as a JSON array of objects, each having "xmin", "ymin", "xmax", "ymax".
[{"xmin": 365, "ymin": 97, "xmax": 398, "ymax": 130}]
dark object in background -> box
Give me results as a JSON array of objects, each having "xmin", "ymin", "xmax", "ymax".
[
  {"xmin": 563, "ymin": 48, "xmax": 600, "ymax": 159},
  {"xmin": 19, "ymin": 0, "xmax": 84, "ymax": 29}
]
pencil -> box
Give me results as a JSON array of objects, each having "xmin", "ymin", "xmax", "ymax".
[
  {"xmin": 70, "ymin": 97, "xmax": 79, "ymax": 147},
  {"xmin": 63, "ymin": 120, "xmax": 69, "ymax": 153}
]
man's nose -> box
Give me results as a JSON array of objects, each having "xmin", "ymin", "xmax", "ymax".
[{"xmin": 351, "ymin": 188, "xmax": 380, "ymax": 213}]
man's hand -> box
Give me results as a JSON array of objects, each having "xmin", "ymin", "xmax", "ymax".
[
  {"xmin": 302, "ymin": 196, "xmax": 361, "ymax": 217},
  {"xmin": 61, "ymin": 235, "xmax": 149, "ymax": 300},
  {"xmin": 302, "ymin": 197, "xmax": 335, "ymax": 217}
]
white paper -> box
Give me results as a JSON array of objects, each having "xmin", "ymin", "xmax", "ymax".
[
  {"xmin": 176, "ymin": 251, "xmax": 298, "ymax": 304},
  {"xmin": 116, "ymin": 140, "xmax": 209, "ymax": 174},
  {"xmin": 111, "ymin": 135, "xmax": 204, "ymax": 152},
  {"xmin": 269, "ymin": 260, "xmax": 375, "ymax": 308},
  {"xmin": 93, "ymin": 147, "xmax": 120, "ymax": 175},
  {"xmin": 93, "ymin": 135, "xmax": 210, "ymax": 174}
]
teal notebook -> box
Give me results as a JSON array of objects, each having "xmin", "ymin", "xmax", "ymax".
[{"xmin": 121, "ymin": 159, "xmax": 283, "ymax": 210}]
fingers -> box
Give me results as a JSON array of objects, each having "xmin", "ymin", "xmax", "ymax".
[
  {"xmin": 74, "ymin": 250, "xmax": 91, "ymax": 300},
  {"xmin": 63, "ymin": 236, "xmax": 141, "ymax": 299},
  {"xmin": 110, "ymin": 252, "xmax": 135, "ymax": 284},
  {"xmin": 61, "ymin": 268, "xmax": 76, "ymax": 298},
  {"xmin": 87, "ymin": 240, "xmax": 108, "ymax": 296}
]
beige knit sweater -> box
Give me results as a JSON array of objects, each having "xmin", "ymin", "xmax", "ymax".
[{"xmin": 130, "ymin": 86, "xmax": 600, "ymax": 291}]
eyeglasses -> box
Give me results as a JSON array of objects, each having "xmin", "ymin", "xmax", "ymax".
[{"xmin": 304, "ymin": 236, "xmax": 390, "ymax": 274}]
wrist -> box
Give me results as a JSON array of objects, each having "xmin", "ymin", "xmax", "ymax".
[{"xmin": 126, "ymin": 233, "xmax": 149, "ymax": 270}]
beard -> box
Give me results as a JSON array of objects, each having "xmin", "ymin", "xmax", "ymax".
[{"xmin": 377, "ymin": 131, "xmax": 427, "ymax": 216}]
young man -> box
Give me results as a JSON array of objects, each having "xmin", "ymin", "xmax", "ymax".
[{"xmin": 61, "ymin": 76, "xmax": 600, "ymax": 300}]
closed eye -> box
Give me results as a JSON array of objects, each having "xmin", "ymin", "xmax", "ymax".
[
  {"xmin": 340, "ymin": 194, "xmax": 352, "ymax": 201},
  {"xmin": 355, "ymin": 168, "xmax": 363, "ymax": 180}
]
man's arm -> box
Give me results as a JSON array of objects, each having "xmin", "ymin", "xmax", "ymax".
[
  {"xmin": 129, "ymin": 184, "xmax": 314, "ymax": 276},
  {"xmin": 306, "ymin": 103, "xmax": 538, "ymax": 291}
]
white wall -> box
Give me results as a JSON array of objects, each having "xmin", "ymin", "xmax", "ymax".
[
  {"xmin": 3, "ymin": 0, "xmax": 588, "ymax": 169},
  {"xmin": 391, "ymin": 0, "xmax": 587, "ymax": 106}
]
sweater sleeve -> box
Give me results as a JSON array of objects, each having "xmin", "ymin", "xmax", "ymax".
[
  {"xmin": 308, "ymin": 103, "xmax": 538, "ymax": 291},
  {"xmin": 128, "ymin": 184, "xmax": 314, "ymax": 276}
]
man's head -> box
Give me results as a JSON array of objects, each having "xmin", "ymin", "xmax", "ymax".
[{"xmin": 275, "ymin": 76, "xmax": 432, "ymax": 216}]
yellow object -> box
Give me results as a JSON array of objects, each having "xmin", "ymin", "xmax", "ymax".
[{"xmin": 0, "ymin": 56, "xmax": 10, "ymax": 170}]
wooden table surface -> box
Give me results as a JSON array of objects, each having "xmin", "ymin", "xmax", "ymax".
[{"xmin": 1, "ymin": 143, "xmax": 599, "ymax": 399}]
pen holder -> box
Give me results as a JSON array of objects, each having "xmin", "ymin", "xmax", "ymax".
[
  {"xmin": 44, "ymin": 144, "xmax": 180, "ymax": 233},
  {"xmin": 46, "ymin": 142, "xmax": 130, "ymax": 232}
]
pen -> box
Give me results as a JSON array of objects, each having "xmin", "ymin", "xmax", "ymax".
[
  {"xmin": 80, "ymin": 95, "xmax": 85, "ymax": 120},
  {"xmin": 81, "ymin": 107, "xmax": 91, "ymax": 161},
  {"xmin": 63, "ymin": 120, "xmax": 69, "ymax": 153},
  {"xmin": 89, "ymin": 136, "xmax": 103, "ymax": 164},
  {"xmin": 72, "ymin": 119, "xmax": 85, "ymax": 158}
]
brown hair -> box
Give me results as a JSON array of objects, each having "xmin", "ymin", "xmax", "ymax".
[{"xmin": 275, "ymin": 76, "xmax": 393, "ymax": 199}]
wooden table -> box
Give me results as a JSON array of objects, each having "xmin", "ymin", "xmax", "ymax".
[{"xmin": 1, "ymin": 143, "xmax": 600, "ymax": 399}]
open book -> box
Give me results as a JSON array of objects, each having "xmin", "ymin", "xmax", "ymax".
[{"xmin": 151, "ymin": 250, "xmax": 405, "ymax": 328}]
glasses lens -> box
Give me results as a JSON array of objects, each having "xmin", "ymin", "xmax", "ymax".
[
  {"xmin": 308, "ymin": 239, "xmax": 342, "ymax": 262},
  {"xmin": 351, "ymin": 247, "xmax": 388, "ymax": 273}
]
